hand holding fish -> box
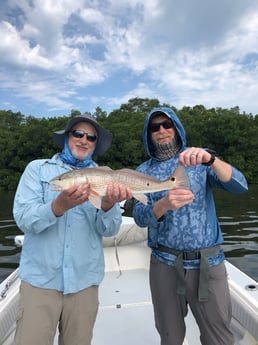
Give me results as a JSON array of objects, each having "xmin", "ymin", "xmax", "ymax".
[
  {"xmin": 179, "ymin": 147, "xmax": 212, "ymax": 166},
  {"xmin": 101, "ymin": 182, "xmax": 133, "ymax": 212},
  {"xmin": 51, "ymin": 181, "xmax": 133, "ymax": 216},
  {"xmin": 179, "ymin": 147, "xmax": 233, "ymax": 182},
  {"xmin": 165, "ymin": 188, "xmax": 195, "ymax": 209},
  {"xmin": 51, "ymin": 183, "xmax": 91, "ymax": 217},
  {"xmin": 153, "ymin": 188, "xmax": 194, "ymax": 219}
]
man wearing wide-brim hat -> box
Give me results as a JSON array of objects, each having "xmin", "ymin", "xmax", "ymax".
[{"xmin": 13, "ymin": 113, "xmax": 132, "ymax": 345}]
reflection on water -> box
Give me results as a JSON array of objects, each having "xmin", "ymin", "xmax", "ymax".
[
  {"xmin": 0, "ymin": 186, "xmax": 258, "ymax": 283},
  {"xmin": 214, "ymin": 185, "xmax": 258, "ymax": 282}
]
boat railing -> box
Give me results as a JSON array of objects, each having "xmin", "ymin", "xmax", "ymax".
[{"xmin": 0, "ymin": 269, "xmax": 19, "ymax": 300}]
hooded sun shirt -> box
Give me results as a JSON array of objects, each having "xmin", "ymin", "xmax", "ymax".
[{"xmin": 133, "ymin": 107, "xmax": 248, "ymax": 269}]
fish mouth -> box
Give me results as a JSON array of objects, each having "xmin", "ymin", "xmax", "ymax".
[
  {"xmin": 49, "ymin": 181, "xmax": 62, "ymax": 190},
  {"xmin": 49, "ymin": 178, "xmax": 63, "ymax": 189}
]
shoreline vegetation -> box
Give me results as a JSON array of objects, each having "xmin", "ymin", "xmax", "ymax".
[{"xmin": 0, "ymin": 97, "xmax": 257, "ymax": 191}]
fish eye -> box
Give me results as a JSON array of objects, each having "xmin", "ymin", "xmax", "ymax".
[
  {"xmin": 147, "ymin": 182, "xmax": 150, "ymax": 186},
  {"xmin": 171, "ymin": 177, "xmax": 176, "ymax": 182}
]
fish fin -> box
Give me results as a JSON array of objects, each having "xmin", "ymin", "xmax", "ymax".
[
  {"xmin": 89, "ymin": 189, "xmax": 100, "ymax": 197},
  {"xmin": 170, "ymin": 163, "xmax": 191, "ymax": 189},
  {"xmin": 88, "ymin": 194, "xmax": 102, "ymax": 209},
  {"xmin": 133, "ymin": 193, "xmax": 148, "ymax": 205}
]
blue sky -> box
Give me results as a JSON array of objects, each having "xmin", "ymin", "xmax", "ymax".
[{"xmin": 1, "ymin": 0, "xmax": 258, "ymax": 118}]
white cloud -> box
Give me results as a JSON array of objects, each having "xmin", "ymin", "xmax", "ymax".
[{"xmin": 0, "ymin": 0, "xmax": 258, "ymax": 115}]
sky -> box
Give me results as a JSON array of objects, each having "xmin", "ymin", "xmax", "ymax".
[{"xmin": 1, "ymin": 0, "xmax": 258, "ymax": 118}]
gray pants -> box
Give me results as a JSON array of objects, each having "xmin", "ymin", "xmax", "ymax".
[
  {"xmin": 14, "ymin": 281, "xmax": 99, "ymax": 345},
  {"xmin": 150, "ymin": 255, "xmax": 234, "ymax": 345}
]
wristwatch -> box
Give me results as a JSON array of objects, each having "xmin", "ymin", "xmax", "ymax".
[{"xmin": 202, "ymin": 149, "xmax": 216, "ymax": 166}]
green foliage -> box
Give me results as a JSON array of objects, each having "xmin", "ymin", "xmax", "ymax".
[{"xmin": 0, "ymin": 98, "xmax": 257, "ymax": 191}]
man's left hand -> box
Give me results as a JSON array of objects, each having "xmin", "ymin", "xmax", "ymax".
[
  {"xmin": 101, "ymin": 183, "xmax": 133, "ymax": 211},
  {"xmin": 179, "ymin": 147, "xmax": 212, "ymax": 166}
]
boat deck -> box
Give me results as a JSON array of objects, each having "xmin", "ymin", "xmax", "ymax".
[
  {"xmin": 90, "ymin": 245, "xmax": 201, "ymax": 345},
  {"xmin": 93, "ymin": 268, "xmax": 160, "ymax": 344}
]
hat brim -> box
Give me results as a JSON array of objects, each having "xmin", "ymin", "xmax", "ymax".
[{"xmin": 52, "ymin": 114, "xmax": 112, "ymax": 156}]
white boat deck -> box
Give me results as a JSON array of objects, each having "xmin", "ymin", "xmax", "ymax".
[
  {"xmin": 91, "ymin": 245, "xmax": 201, "ymax": 345},
  {"xmin": 93, "ymin": 267, "xmax": 160, "ymax": 344}
]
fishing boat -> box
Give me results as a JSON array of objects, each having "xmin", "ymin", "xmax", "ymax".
[{"xmin": 0, "ymin": 216, "xmax": 258, "ymax": 345}]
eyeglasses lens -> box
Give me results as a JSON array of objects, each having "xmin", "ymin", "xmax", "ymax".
[
  {"xmin": 71, "ymin": 130, "xmax": 97, "ymax": 142},
  {"xmin": 149, "ymin": 120, "xmax": 173, "ymax": 132}
]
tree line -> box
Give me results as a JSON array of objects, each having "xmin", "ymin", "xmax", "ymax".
[{"xmin": 0, "ymin": 97, "xmax": 257, "ymax": 191}]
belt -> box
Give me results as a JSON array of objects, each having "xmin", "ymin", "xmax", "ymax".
[{"xmin": 155, "ymin": 244, "xmax": 221, "ymax": 302}]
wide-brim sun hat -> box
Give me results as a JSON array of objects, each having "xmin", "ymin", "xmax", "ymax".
[{"xmin": 52, "ymin": 113, "xmax": 112, "ymax": 156}]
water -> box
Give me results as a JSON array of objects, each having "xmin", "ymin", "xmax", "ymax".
[
  {"xmin": 0, "ymin": 186, "xmax": 258, "ymax": 283},
  {"xmin": 0, "ymin": 191, "xmax": 21, "ymax": 282},
  {"xmin": 214, "ymin": 184, "xmax": 258, "ymax": 281}
]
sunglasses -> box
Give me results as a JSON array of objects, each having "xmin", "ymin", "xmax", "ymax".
[
  {"xmin": 70, "ymin": 130, "xmax": 97, "ymax": 142},
  {"xmin": 149, "ymin": 119, "xmax": 174, "ymax": 132}
]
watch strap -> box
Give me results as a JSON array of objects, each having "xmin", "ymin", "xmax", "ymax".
[{"xmin": 202, "ymin": 149, "xmax": 216, "ymax": 166}]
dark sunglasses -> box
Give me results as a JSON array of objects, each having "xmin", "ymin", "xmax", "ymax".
[
  {"xmin": 70, "ymin": 130, "xmax": 97, "ymax": 142},
  {"xmin": 149, "ymin": 119, "xmax": 174, "ymax": 132}
]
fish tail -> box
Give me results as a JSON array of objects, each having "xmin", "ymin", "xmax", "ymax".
[{"xmin": 170, "ymin": 163, "xmax": 191, "ymax": 189}]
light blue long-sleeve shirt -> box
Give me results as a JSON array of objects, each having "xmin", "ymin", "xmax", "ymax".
[{"xmin": 13, "ymin": 154, "xmax": 122, "ymax": 294}]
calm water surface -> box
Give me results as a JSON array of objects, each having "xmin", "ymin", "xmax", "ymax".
[{"xmin": 0, "ymin": 186, "xmax": 258, "ymax": 283}]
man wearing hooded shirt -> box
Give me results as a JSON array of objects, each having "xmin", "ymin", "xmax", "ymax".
[
  {"xmin": 133, "ymin": 107, "xmax": 248, "ymax": 345},
  {"xmin": 13, "ymin": 113, "xmax": 132, "ymax": 345}
]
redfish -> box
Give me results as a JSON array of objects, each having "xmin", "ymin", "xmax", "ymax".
[{"xmin": 49, "ymin": 163, "xmax": 190, "ymax": 209}]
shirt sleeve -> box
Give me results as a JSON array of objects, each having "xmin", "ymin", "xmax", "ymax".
[
  {"xmin": 13, "ymin": 160, "xmax": 58, "ymax": 234},
  {"xmin": 95, "ymin": 204, "xmax": 122, "ymax": 237},
  {"xmin": 133, "ymin": 200, "xmax": 159, "ymax": 228},
  {"xmin": 208, "ymin": 166, "xmax": 248, "ymax": 193}
]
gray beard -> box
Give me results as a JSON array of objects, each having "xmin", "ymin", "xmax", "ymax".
[{"xmin": 152, "ymin": 134, "xmax": 181, "ymax": 161}]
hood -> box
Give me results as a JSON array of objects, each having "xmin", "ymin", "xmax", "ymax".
[{"xmin": 143, "ymin": 107, "xmax": 186, "ymax": 159}]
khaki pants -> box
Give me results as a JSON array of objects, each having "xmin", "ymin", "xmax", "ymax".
[
  {"xmin": 150, "ymin": 255, "xmax": 234, "ymax": 345},
  {"xmin": 14, "ymin": 281, "xmax": 99, "ymax": 345}
]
